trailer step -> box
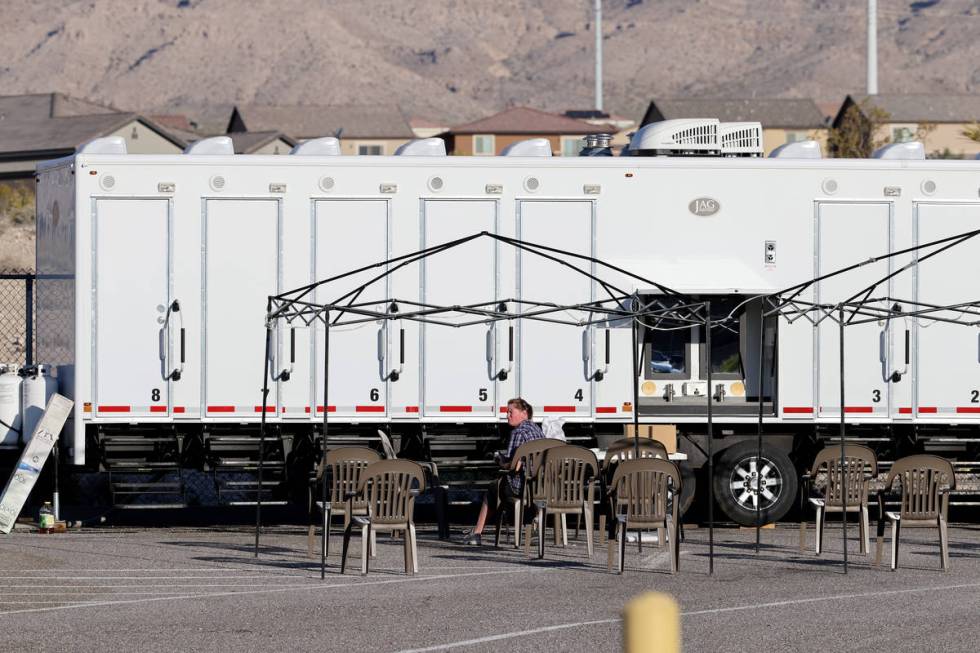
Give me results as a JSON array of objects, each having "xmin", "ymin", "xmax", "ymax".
[{"xmin": 113, "ymin": 503, "xmax": 187, "ymax": 510}]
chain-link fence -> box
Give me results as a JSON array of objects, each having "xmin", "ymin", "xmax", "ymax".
[{"xmin": 0, "ymin": 271, "xmax": 34, "ymax": 368}]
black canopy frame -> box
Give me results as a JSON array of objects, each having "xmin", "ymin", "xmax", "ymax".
[
  {"xmin": 748, "ymin": 227, "xmax": 980, "ymax": 573},
  {"xmin": 251, "ymin": 231, "xmax": 739, "ymax": 577}
]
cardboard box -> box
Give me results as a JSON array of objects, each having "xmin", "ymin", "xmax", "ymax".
[{"xmin": 624, "ymin": 424, "xmax": 677, "ymax": 454}]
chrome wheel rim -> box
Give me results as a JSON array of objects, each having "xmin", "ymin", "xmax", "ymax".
[{"xmin": 728, "ymin": 455, "xmax": 783, "ymax": 511}]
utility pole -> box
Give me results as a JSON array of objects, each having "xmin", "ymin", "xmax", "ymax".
[
  {"xmin": 867, "ymin": 0, "xmax": 878, "ymax": 95},
  {"xmin": 595, "ymin": 0, "xmax": 603, "ymax": 112}
]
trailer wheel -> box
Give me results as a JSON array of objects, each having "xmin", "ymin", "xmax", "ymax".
[
  {"xmin": 712, "ymin": 441, "xmax": 797, "ymax": 526},
  {"xmin": 677, "ymin": 461, "xmax": 696, "ymax": 517}
]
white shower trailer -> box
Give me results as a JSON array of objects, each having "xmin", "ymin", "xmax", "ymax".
[{"xmin": 34, "ymin": 141, "xmax": 980, "ymax": 523}]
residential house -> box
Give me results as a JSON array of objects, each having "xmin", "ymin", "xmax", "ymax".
[
  {"xmin": 0, "ymin": 93, "xmax": 184, "ymax": 178},
  {"xmin": 641, "ymin": 98, "xmax": 828, "ymax": 155},
  {"xmin": 833, "ymin": 94, "xmax": 980, "ymax": 158},
  {"xmin": 227, "ymin": 131, "xmax": 297, "ymax": 155},
  {"xmin": 443, "ymin": 107, "xmax": 612, "ymax": 156},
  {"xmin": 227, "ymin": 104, "xmax": 414, "ymax": 155}
]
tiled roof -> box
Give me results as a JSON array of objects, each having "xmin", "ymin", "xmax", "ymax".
[
  {"xmin": 230, "ymin": 104, "xmax": 414, "ymax": 139},
  {"xmin": 448, "ymin": 107, "xmax": 612, "ymax": 135},
  {"xmin": 845, "ymin": 94, "xmax": 980, "ymax": 123},
  {"xmin": 227, "ymin": 131, "xmax": 297, "ymax": 153},
  {"xmin": 643, "ymin": 98, "xmax": 827, "ymax": 129}
]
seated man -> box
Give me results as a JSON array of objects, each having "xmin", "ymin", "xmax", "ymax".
[{"xmin": 462, "ymin": 397, "xmax": 543, "ymax": 546}]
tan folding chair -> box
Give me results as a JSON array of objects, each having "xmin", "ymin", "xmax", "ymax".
[
  {"xmin": 598, "ymin": 437, "xmax": 669, "ymax": 545},
  {"xmin": 799, "ymin": 445, "xmax": 877, "ymax": 555},
  {"xmin": 308, "ymin": 446, "xmax": 381, "ymax": 558},
  {"xmin": 524, "ymin": 445, "xmax": 598, "ymax": 559},
  {"xmin": 606, "ymin": 457, "xmax": 682, "ymax": 574},
  {"xmin": 875, "ymin": 454, "xmax": 955, "ymax": 571},
  {"xmin": 493, "ymin": 438, "xmax": 564, "ymax": 549},
  {"xmin": 341, "ymin": 459, "xmax": 426, "ymax": 576}
]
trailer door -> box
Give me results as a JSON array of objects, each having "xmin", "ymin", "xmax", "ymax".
[
  {"xmin": 816, "ymin": 202, "xmax": 891, "ymax": 418},
  {"xmin": 915, "ymin": 202, "xmax": 980, "ymax": 420},
  {"xmin": 313, "ymin": 199, "xmax": 389, "ymax": 419},
  {"xmin": 518, "ymin": 200, "xmax": 595, "ymax": 418},
  {"xmin": 93, "ymin": 198, "xmax": 171, "ymax": 418},
  {"xmin": 203, "ymin": 199, "xmax": 280, "ymax": 418},
  {"xmin": 422, "ymin": 199, "xmax": 497, "ymax": 418}
]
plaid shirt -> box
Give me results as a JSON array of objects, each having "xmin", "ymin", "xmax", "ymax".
[{"xmin": 504, "ymin": 419, "xmax": 545, "ymax": 493}]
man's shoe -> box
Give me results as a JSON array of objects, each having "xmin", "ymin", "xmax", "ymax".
[{"xmin": 461, "ymin": 532, "xmax": 482, "ymax": 546}]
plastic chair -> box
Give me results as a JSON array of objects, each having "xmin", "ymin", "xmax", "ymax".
[
  {"xmin": 799, "ymin": 445, "xmax": 878, "ymax": 555},
  {"xmin": 341, "ymin": 459, "xmax": 426, "ymax": 576},
  {"xmin": 377, "ymin": 429, "xmax": 450, "ymax": 540},
  {"xmin": 875, "ymin": 454, "xmax": 956, "ymax": 571},
  {"xmin": 493, "ymin": 438, "xmax": 564, "ymax": 548},
  {"xmin": 523, "ymin": 445, "xmax": 599, "ymax": 559},
  {"xmin": 307, "ymin": 446, "xmax": 381, "ymax": 558},
  {"xmin": 606, "ymin": 457, "xmax": 682, "ymax": 574},
  {"xmin": 598, "ymin": 437, "xmax": 670, "ymax": 545}
]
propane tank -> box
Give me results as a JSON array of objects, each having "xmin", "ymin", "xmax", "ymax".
[
  {"xmin": 21, "ymin": 365, "xmax": 56, "ymax": 440},
  {"xmin": 0, "ymin": 364, "xmax": 23, "ymax": 446}
]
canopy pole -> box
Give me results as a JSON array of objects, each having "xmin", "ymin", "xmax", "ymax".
[
  {"xmin": 839, "ymin": 305, "xmax": 849, "ymax": 574},
  {"xmin": 756, "ymin": 300, "xmax": 765, "ymax": 552},
  {"xmin": 631, "ymin": 303, "xmax": 641, "ymax": 459},
  {"xmin": 321, "ymin": 311, "xmax": 331, "ymax": 580},
  {"xmin": 705, "ymin": 301, "xmax": 714, "ymax": 575},
  {"xmin": 254, "ymin": 318, "xmax": 272, "ymax": 558}
]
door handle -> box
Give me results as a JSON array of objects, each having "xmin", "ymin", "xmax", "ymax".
[
  {"xmin": 388, "ymin": 327, "xmax": 404, "ymax": 382},
  {"xmin": 278, "ymin": 327, "xmax": 295, "ymax": 382},
  {"xmin": 497, "ymin": 325, "xmax": 514, "ymax": 381},
  {"xmin": 164, "ymin": 299, "xmax": 184, "ymax": 381},
  {"xmin": 591, "ymin": 328, "xmax": 610, "ymax": 381}
]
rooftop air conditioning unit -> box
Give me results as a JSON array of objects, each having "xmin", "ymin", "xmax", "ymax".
[
  {"xmin": 500, "ymin": 138, "xmax": 553, "ymax": 157},
  {"xmin": 769, "ymin": 140, "xmax": 823, "ymax": 159},
  {"xmin": 627, "ymin": 119, "xmax": 721, "ymax": 157},
  {"xmin": 719, "ymin": 122, "xmax": 763, "ymax": 157},
  {"xmin": 394, "ymin": 138, "xmax": 447, "ymax": 156},
  {"xmin": 872, "ymin": 141, "xmax": 925, "ymax": 160}
]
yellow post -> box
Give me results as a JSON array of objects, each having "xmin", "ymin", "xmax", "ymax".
[{"xmin": 623, "ymin": 592, "xmax": 680, "ymax": 653}]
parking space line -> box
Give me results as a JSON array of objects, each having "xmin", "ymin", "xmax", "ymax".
[
  {"xmin": 391, "ymin": 581, "xmax": 980, "ymax": 652},
  {"xmin": 0, "ymin": 568, "xmax": 536, "ymax": 617}
]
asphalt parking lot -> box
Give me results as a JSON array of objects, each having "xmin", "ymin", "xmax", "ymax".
[{"xmin": 1, "ymin": 521, "xmax": 979, "ymax": 652}]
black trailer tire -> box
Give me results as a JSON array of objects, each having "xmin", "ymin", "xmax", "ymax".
[
  {"xmin": 678, "ymin": 461, "xmax": 696, "ymax": 517},
  {"xmin": 712, "ymin": 441, "xmax": 797, "ymax": 526}
]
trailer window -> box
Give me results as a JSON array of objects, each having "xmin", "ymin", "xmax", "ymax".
[
  {"xmin": 642, "ymin": 324, "xmax": 691, "ymax": 380},
  {"xmin": 699, "ymin": 297, "xmax": 744, "ymax": 379}
]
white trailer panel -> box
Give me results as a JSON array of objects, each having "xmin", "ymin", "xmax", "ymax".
[
  {"xmin": 203, "ymin": 198, "xmax": 280, "ymax": 418},
  {"xmin": 313, "ymin": 199, "xmax": 390, "ymax": 419},
  {"xmin": 815, "ymin": 202, "xmax": 891, "ymax": 418},
  {"xmin": 518, "ymin": 199, "xmax": 595, "ymax": 417},
  {"xmin": 93, "ymin": 198, "xmax": 172, "ymax": 418},
  {"xmin": 915, "ymin": 202, "xmax": 980, "ymax": 419},
  {"xmin": 421, "ymin": 199, "xmax": 498, "ymax": 418}
]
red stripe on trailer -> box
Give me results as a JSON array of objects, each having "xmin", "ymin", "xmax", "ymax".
[
  {"xmin": 355, "ymin": 405, "xmax": 385, "ymax": 413},
  {"xmin": 596, "ymin": 406, "xmax": 617, "ymax": 414},
  {"xmin": 440, "ymin": 406, "xmax": 472, "ymax": 413},
  {"xmin": 98, "ymin": 405, "xmax": 131, "ymax": 413},
  {"xmin": 305, "ymin": 407, "xmax": 311, "ymax": 414},
  {"xmin": 783, "ymin": 406, "xmax": 813, "ymax": 414},
  {"xmin": 899, "ymin": 407, "xmax": 912, "ymax": 414},
  {"xmin": 254, "ymin": 406, "xmax": 275, "ymax": 413},
  {"xmin": 844, "ymin": 406, "xmax": 873, "ymax": 414},
  {"xmin": 500, "ymin": 406, "xmax": 508, "ymax": 413},
  {"xmin": 543, "ymin": 406, "xmax": 576, "ymax": 413},
  {"xmin": 173, "ymin": 406, "xmax": 185, "ymax": 414},
  {"xmin": 149, "ymin": 406, "xmax": 167, "ymax": 413},
  {"xmin": 956, "ymin": 407, "xmax": 980, "ymax": 414},
  {"xmin": 406, "ymin": 406, "xmax": 419, "ymax": 413},
  {"xmin": 315, "ymin": 405, "xmax": 337, "ymax": 413},
  {"xmin": 207, "ymin": 406, "xmax": 235, "ymax": 413},
  {"xmin": 918, "ymin": 406, "xmax": 938, "ymax": 414}
]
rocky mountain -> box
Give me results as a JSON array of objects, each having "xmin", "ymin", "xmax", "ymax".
[{"xmin": 0, "ymin": 0, "xmax": 978, "ymax": 125}]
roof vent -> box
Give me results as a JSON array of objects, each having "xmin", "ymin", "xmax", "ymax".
[
  {"xmin": 501, "ymin": 138, "xmax": 553, "ymax": 157},
  {"xmin": 872, "ymin": 141, "xmax": 925, "ymax": 160},
  {"xmin": 580, "ymin": 133, "xmax": 614, "ymax": 157},
  {"xmin": 77, "ymin": 136, "xmax": 127, "ymax": 155},
  {"xmin": 719, "ymin": 122, "xmax": 763, "ymax": 157},
  {"xmin": 290, "ymin": 137, "xmax": 341, "ymax": 156},
  {"xmin": 395, "ymin": 138, "xmax": 446, "ymax": 156},
  {"xmin": 628, "ymin": 119, "xmax": 721, "ymax": 156},
  {"xmin": 770, "ymin": 140, "xmax": 823, "ymax": 159},
  {"xmin": 184, "ymin": 136, "xmax": 234, "ymax": 155}
]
